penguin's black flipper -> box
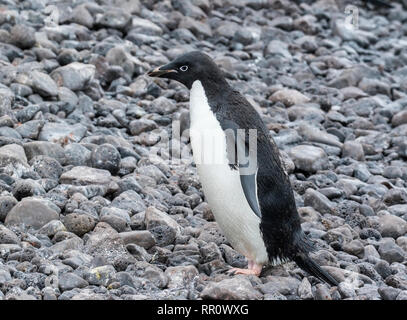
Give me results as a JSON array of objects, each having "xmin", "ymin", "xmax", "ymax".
[{"xmin": 294, "ymin": 253, "xmax": 339, "ymax": 287}]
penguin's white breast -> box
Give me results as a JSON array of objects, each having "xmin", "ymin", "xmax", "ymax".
[{"xmin": 189, "ymin": 80, "xmax": 268, "ymax": 264}]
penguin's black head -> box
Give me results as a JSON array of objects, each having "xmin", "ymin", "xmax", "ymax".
[{"xmin": 148, "ymin": 51, "xmax": 226, "ymax": 89}]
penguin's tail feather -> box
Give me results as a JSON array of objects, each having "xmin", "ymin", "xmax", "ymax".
[{"xmin": 294, "ymin": 253, "xmax": 339, "ymax": 287}]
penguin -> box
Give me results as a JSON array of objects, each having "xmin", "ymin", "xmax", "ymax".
[{"xmin": 148, "ymin": 51, "xmax": 338, "ymax": 286}]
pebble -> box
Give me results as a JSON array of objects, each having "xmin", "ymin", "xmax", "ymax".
[
  {"xmin": 201, "ymin": 276, "xmax": 262, "ymax": 300},
  {"xmin": 0, "ymin": 0, "xmax": 404, "ymax": 301},
  {"xmin": 5, "ymin": 198, "xmax": 59, "ymax": 229}
]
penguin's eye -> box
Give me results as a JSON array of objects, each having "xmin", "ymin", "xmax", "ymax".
[{"xmin": 180, "ymin": 65, "xmax": 188, "ymax": 72}]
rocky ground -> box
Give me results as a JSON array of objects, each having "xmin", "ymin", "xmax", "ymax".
[{"xmin": 0, "ymin": 0, "xmax": 407, "ymax": 300}]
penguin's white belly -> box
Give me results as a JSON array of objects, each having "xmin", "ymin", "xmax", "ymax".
[{"xmin": 189, "ymin": 80, "xmax": 268, "ymax": 265}]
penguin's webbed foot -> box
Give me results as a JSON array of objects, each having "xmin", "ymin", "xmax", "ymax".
[{"xmin": 227, "ymin": 260, "xmax": 263, "ymax": 277}]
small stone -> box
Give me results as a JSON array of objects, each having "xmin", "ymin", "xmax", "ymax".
[
  {"xmin": 99, "ymin": 207, "xmax": 130, "ymax": 232},
  {"xmin": 23, "ymin": 141, "xmax": 66, "ymax": 164},
  {"xmin": 10, "ymin": 24, "xmax": 36, "ymax": 49},
  {"xmin": 0, "ymin": 143, "xmax": 28, "ymax": 168},
  {"xmin": 91, "ymin": 144, "xmax": 121, "ymax": 174},
  {"xmin": 298, "ymin": 277, "xmax": 313, "ymax": 299},
  {"xmin": 63, "ymin": 213, "xmax": 96, "ymax": 237},
  {"xmin": 29, "ymin": 155, "xmax": 63, "ymax": 180},
  {"xmin": 0, "ymin": 196, "xmax": 18, "ymax": 222},
  {"xmin": 342, "ymin": 240, "xmax": 365, "ymax": 258},
  {"xmin": 96, "ymin": 8, "xmax": 131, "ymax": 30},
  {"xmin": 378, "ymin": 215, "xmax": 407, "ymax": 239},
  {"xmin": 314, "ymin": 284, "xmax": 332, "ymax": 300},
  {"xmin": 342, "ymin": 141, "xmax": 365, "ymax": 161},
  {"xmin": 119, "ymin": 230, "xmax": 155, "ymax": 249},
  {"xmin": 70, "ymin": 4, "xmax": 94, "ymax": 28},
  {"xmin": 392, "ymin": 110, "xmax": 407, "ymax": 127},
  {"xmin": 51, "ymin": 63, "xmax": 95, "ymax": 91},
  {"xmin": 38, "ymin": 122, "xmax": 87, "ymax": 144},
  {"xmin": 165, "ymin": 265, "xmax": 199, "ymax": 289},
  {"xmin": 64, "ymin": 143, "xmax": 91, "ymax": 166},
  {"xmin": 84, "ymin": 265, "xmax": 116, "ymax": 286},
  {"xmin": 259, "ymin": 276, "xmax": 301, "ymax": 296},
  {"xmin": 201, "ymin": 276, "xmax": 262, "ymax": 300},
  {"xmin": 38, "ymin": 220, "xmax": 66, "ymax": 238},
  {"xmin": 58, "ymin": 273, "xmax": 88, "ymax": 292},
  {"xmin": 269, "ymin": 89, "xmax": 310, "ymax": 107},
  {"xmin": 60, "ymin": 166, "xmax": 111, "ymax": 186},
  {"xmin": 378, "ymin": 238, "xmax": 406, "ymax": 264},
  {"xmin": 0, "ymin": 225, "xmax": 20, "ymax": 244},
  {"xmin": 378, "ymin": 286, "xmax": 402, "ymax": 300},
  {"xmin": 12, "ymin": 179, "xmax": 45, "ymax": 200},
  {"xmin": 288, "ymin": 145, "xmax": 329, "ymax": 173},
  {"xmin": 15, "ymin": 120, "xmax": 44, "ymax": 140},
  {"xmin": 17, "ymin": 71, "xmax": 58, "ymax": 97},
  {"xmin": 338, "ymin": 282, "xmax": 356, "ymax": 298},
  {"xmin": 129, "ymin": 118, "xmax": 157, "ymax": 135},
  {"xmin": 304, "ymin": 188, "xmax": 335, "ymax": 214},
  {"xmin": 5, "ymin": 198, "xmax": 59, "ymax": 229}
]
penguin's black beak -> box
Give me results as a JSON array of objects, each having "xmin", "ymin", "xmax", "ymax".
[{"xmin": 147, "ymin": 65, "xmax": 178, "ymax": 78}]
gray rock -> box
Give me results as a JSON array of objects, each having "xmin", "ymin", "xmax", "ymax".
[
  {"xmin": 145, "ymin": 206, "xmax": 180, "ymax": 230},
  {"xmin": 269, "ymin": 89, "xmax": 310, "ymax": 107},
  {"xmin": 342, "ymin": 240, "xmax": 365, "ymax": 258},
  {"xmin": 0, "ymin": 196, "xmax": 18, "ymax": 222},
  {"xmin": 38, "ymin": 122, "xmax": 87, "ymax": 143},
  {"xmin": 338, "ymin": 282, "xmax": 356, "ymax": 299},
  {"xmin": 5, "ymin": 198, "xmax": 59, "ymax": 229},
  {"xmin": 38, "ymin": 220, "xmax": 67, "ymax": 237},
  {"xmin": 129, "ymin": 118, "xmax": 158, "ymax": 135},
  {"xmin": 63, "ymin": 213, "xmax": 97, "ymax": 237},
  {"xmin": 396, "ymin": 291, "xmax": 407, "ymax": 300},
  {"xmin": 259, "ymin": 276, "xmax": 301, "ymax": 296},
  {"xmin": 0, "ymin": 225, "xmax": 20, "ymax": 244},
  {"xmin": 70, "ymin": 4, "xmax": 94, "ymax": 28},
  {"xmin": 29, "ymin": 155, "xmax": 63, "ymax": 180},
  {"xmin": 10, "ymin": 24, "xmax": 36, "ymax": 49},
  {"xmin": 16, "ymin": 71, "xmax": 58, "ymax": 97},
  {"xmin": 64, "ymin": 143, "xmax": 91, "ymax": 166},
  {"xmin": 298, "ymin": 277, "xmax": 313, "ymax": 299},
  {"xmin": 165, "ymin": 265, "xmax": 199, "ymax": 289},
  {"xmin": 84, "ymin": 223, "xmax": 135, "ymax": 270},
  {"xmin": 23, "ymin": 141, "xmax": 66, "ymax": 164},
  {"xmin": 304, "ymin": 188, "xmax": 335, "ymax": 214},
  {"xmin": 378, "ymin": 286, "xmax": 402, "ymax": 300},
  {"xmin": 12, "ymin": 179, "xmax": 45, "ymax": 200},
  {"xmin": 58, "ymin": 273, "xmax": 88, "ymax": 292},
  {"xmin": 179, "ymin": 16, "xmax": 212, "ymax": 38},
  {"xmin": 288, "ymin": 145, "xmax": 329, "ymax": 173},
  {"xmin": 15, "ymin": 120, "xmax": 44, "ymax": 139},
  {"xmin": 84, "ymin": 265, "xmax": 116, "ymax": 286},
  {"xmin": 0, "ymin": 143, "xmax": 28, "ymax": 168},
  {"xmin": 96, "ymin": 8, "xmax": 132, "ymax": 30},
  {"xmin": 201, "ymin": 276, "xmax": 262, "ymax": 300},
  {"xmin": 99, "ymin": 207, "xmax": 130, "ymax": 232},
  {"xmin": 378, "ymin": 215, "xmax": 407, "ymax": 239},
  {"xmin": 51, "ymin": 63, "xmax": 95, "ymax": 91},
  {"xmin": 342, "ymin": 141, "xmax": 365, "ymax": 161},
  {"xmin": 378, "ymin": 238, "xmax": 406, "ymax": 264},
  {"xmin": 91, "ymin": 144, "xmax": 121, "ymax": 174},
  {"xmin": 392, "ymin": 110, "xmax": 407, "ymax": 127},
  {"xmin": 118, "ymin": 230, "xmax": 155, "ymax": 249},
  {"xmin": 60, "ymin": 166, "xmax": 111, "ymax": 186},
  {"xmin": 111, "ymin": 190, "xmax": 146, "ymax": 215}
]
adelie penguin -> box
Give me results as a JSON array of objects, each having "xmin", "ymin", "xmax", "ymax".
[{"xmin": 148, "ymin": 51, "xmax": 338, "ymax": 287}]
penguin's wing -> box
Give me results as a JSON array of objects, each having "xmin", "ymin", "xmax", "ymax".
[{"xmin": 220, "ymin": 119, "xmax": 262, "ymax": 218}]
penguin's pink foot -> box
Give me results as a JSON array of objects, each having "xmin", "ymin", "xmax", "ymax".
[{"xmin": 227, "ymin": 260, "xmax": 263, "ymax": 277}]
